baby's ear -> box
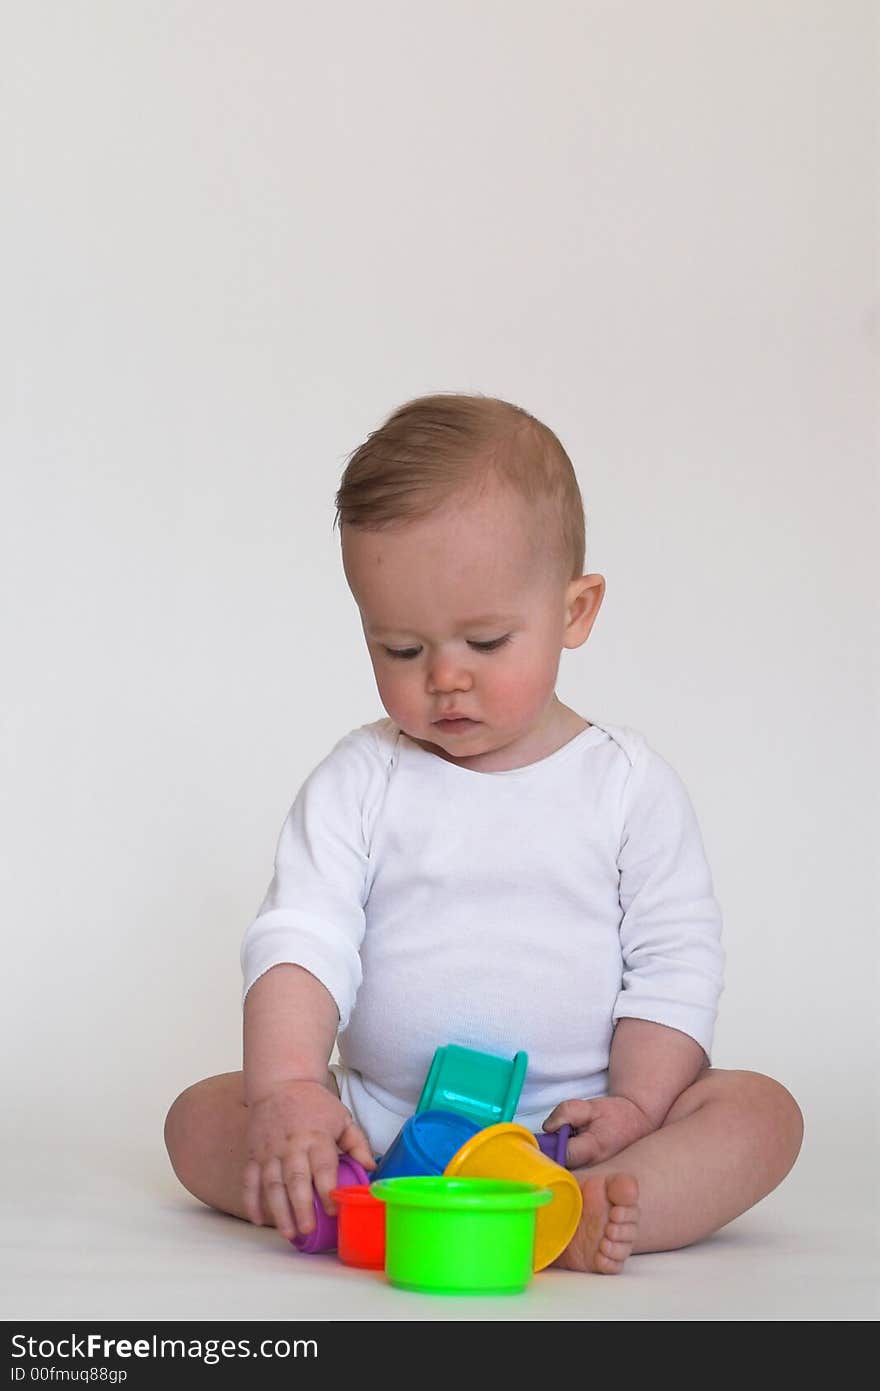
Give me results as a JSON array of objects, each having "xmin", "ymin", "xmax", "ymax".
[{"xmin": 563, "ymin": 574, "xmax": 605, "ymax": 648}]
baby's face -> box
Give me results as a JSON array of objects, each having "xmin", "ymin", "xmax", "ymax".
[{"xmin": 341, "ymin": 482, "xmax": 603, "ymax": 770}]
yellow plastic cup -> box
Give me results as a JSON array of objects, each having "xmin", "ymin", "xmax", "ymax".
[{"xmin": 445, "ymin": 1123, "xmax": 583, "ymax": 1271}]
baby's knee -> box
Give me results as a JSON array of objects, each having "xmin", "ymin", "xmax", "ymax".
[
  {"xmin": 163, "ymin": 1072, "xmax": 243, "ymax": 1174},
  {"xmin": 767, "ymin": 1076, "xmax": 804, "ymax": 1160},
  {"xmin": 163, "ymin": 1081, "xmax": 200, "ymax": 1174},
  {"xmin": 749, "ymin": 1072, "xmax": 802, "ymax": 1132},
  {"xmin": 733, "ymin": 1070, "xmax": 804, "ymax": 1170}
]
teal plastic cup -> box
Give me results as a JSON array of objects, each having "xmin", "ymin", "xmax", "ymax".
[
  {"xmin": 416, "ymin": 1044, "xmax": 528, "ymax": 1128},
  {"xmin": 371, "ymin": 1176, "xmax": 552, "ymax": 1295}
]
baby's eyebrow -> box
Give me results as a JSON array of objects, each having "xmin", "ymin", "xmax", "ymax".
[{"xmin": 369, "ymin": 614, "xmax": 517, "ymax": 637}]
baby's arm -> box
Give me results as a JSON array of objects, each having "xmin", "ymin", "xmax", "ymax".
[
  {"xmin": 545, "ymin": 735, "xmax": 724, "ymax": 1168},
  {"xmin": 607, "ymin": 1016, "xmax": 705, "ymax": 1125},
  {"xmin": 241, "ymin": 963, "xmax": 375, "ymax": 1241},
  {"xmin": 544, "ymin": 1019, "xmax": 706, "ymax": 1167},
  {"xmin": 239, "ymin": 728, "xmax": 386, "ymax": 1239}
]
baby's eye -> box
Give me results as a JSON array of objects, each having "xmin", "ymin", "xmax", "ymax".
[{"xmin": 383, "ymin": 635, "xmax": 512, "ymax": 660}]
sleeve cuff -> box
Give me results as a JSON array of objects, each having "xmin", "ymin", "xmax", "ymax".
[
  {"xmin": 611, "ymin": 996, "xmax": 716, "ymax": 1063},
  {"xmin": 241, "ymin": 920, "xmax": 362, "ymax": 1032}
]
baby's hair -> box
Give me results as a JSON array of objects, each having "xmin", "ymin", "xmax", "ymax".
[{"xmin": 333, "ymin": 392, "xmax": 586, "ymax": 581}]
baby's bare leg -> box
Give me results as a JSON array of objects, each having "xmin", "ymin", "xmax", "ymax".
[
  {"xmin": 556, "ymin": 1068, "xmax": 804, "ymax": 1273},
  {"xmin": 163, "ymin": 1069, "xmax": 340, "ymax": 1222}
]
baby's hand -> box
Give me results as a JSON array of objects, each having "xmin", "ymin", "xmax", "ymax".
[
  {"xmin": 241, "ymin": 1079, "xmax": 376, "ymax": 1242},
  {"xmin": 542, "ymin": 1095, "xmax": 656, "ymax": 1168}
]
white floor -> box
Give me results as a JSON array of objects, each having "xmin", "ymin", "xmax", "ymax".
[{"xmin": 3, "ymin": 1124, "xmax": 876, "ymax": 1322}]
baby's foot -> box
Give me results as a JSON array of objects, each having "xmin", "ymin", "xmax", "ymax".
[{"xmin": 553, "ymin": 1172, "xmax": 640, "ymax": 1274}]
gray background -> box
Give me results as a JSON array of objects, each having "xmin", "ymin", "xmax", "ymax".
[{"xmin": 3, "ymin": 0, "xmax": 877, "ymax": 1320}]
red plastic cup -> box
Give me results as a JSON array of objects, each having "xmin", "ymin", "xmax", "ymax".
[{"xmin": 330, "ymin": 1184, "xmax": 386, "ymax": 1270}]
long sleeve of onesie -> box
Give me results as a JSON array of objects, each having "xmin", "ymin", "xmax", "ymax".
[
  {"xmin": 240, "ymin": 727, "xmax": 389, "ymax": 1030},
  {"xmin": 611, "ymin": 739, "xmax": 725, "ymax": 1060}
]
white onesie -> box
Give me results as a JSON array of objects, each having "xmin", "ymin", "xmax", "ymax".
[{"xmin": 240, "ymin": 718, "xmax": 725, "ymax": 1156}]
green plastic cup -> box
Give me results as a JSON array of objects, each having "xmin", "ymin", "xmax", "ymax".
[
  {"xmin": 371, "ymin": 1176, "xmax": 552, "ymax": 1295},
  {"xmin": 416, "ymin": 1044, "xmax": 528, "ymax": 1127}
]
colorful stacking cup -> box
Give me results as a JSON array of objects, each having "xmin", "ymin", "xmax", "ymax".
[
  {"xmin": 329, "ymin": 1184, "xmax": 386, "ymax": 1269},
  {"xmin": 290, "ymin": 1155, "xmax": 370, "ymax": 1254},
  {"xmin": 371, "ymin": 1176, "xmax": 552, "ymax": 1294},
  {"xmin": 416, "ymin": 1044, "xmax": 528, "ymax": 1127},
  {"xmin": 534, "ymin": 1123, "xmax": 572, "ymax": 1167},
  {"xmin": 371, "ymin": 1109, "xmax": 482, "ymax": 1182},
  {"xmin": 445, "ymin": 1123, "xmax": 583, "ymax": 1270}
]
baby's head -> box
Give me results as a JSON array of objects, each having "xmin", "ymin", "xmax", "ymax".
[{"xmin": 334, "ymin": 393, "xmax": 604, "ymax": 769}]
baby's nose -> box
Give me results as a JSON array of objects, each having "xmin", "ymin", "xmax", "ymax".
[{"xmin": 427, "ymin": 652, "xmax": 473, "ymax": 691}]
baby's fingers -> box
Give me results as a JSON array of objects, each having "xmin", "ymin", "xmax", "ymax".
[
  {"xmin": 338, "ymin": 1118, "xmax": 377, "ymax": 1174},
  {"xmin": 280, "ymin": 1153, "xmax": 320, "ymax": 1238},
  {"xmin": 544, "ymin": 1098, "xmax": 596, "ymax": 1133},
  {"xmin": 241, "ymin": 1157, "xmax": 266, "ymax": 1226},
  {"xmin": 567, "ymin": 1129, "xmax": 602, "ymax": 1169},
  {"xmin": 310, "ymin": 1141, "xmax": 344, "ymax": 1218},
  {"xmin": 261, "ymin": 1156, "xmax": 298, "ymax": 1241}
]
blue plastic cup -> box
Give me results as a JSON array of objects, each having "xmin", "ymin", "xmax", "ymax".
[{"xmin": 371, "ymin": 1110, "xmax": 483, "ymax": 1182}]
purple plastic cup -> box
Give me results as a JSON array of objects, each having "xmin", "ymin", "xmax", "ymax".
[
  {"xmin": 534, "ymin": 1123, "xmax": 572, "ymax": 1167},
  {"xmin": 290, "ymin": 1154, "xmax": 370, "ymax": 1254}
]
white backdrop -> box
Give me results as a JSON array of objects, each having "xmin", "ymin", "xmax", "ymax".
[{"xmin": 3, "ymin": 2, "xmax": 877, "ymax": 1175}]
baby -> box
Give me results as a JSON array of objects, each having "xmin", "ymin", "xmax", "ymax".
[{"xmin": 164, "ymin": 393, "xmax": 803, "ymax": 1274}]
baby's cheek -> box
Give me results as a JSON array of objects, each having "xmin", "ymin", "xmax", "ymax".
[
  {"xmin": 488, "ymin": 665, "xmax": 551, "ymax": 722},
  {"xmin": 376, "ymin": 671, "xmax": 421, "ymax": 727}
]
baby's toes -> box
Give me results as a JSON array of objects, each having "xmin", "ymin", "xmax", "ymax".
[
  {"xmin": 595, "ymin": 1247, "xmax": 625, "ymax": 1274},
  {"xmin": 606, "ymin": 1174, "xmax": 639, "ymax": 1211},
  {"xmin": 607, "ymin": 1220, "xmax": 638, "ymax": 1243},
  {"xmin": 610, "ymin": 1203, "xmax": 639, "ymax": 1225},
  {"xmin": 599, "ymin": 1236, "xmax": 631, "ymax": 1263}
]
